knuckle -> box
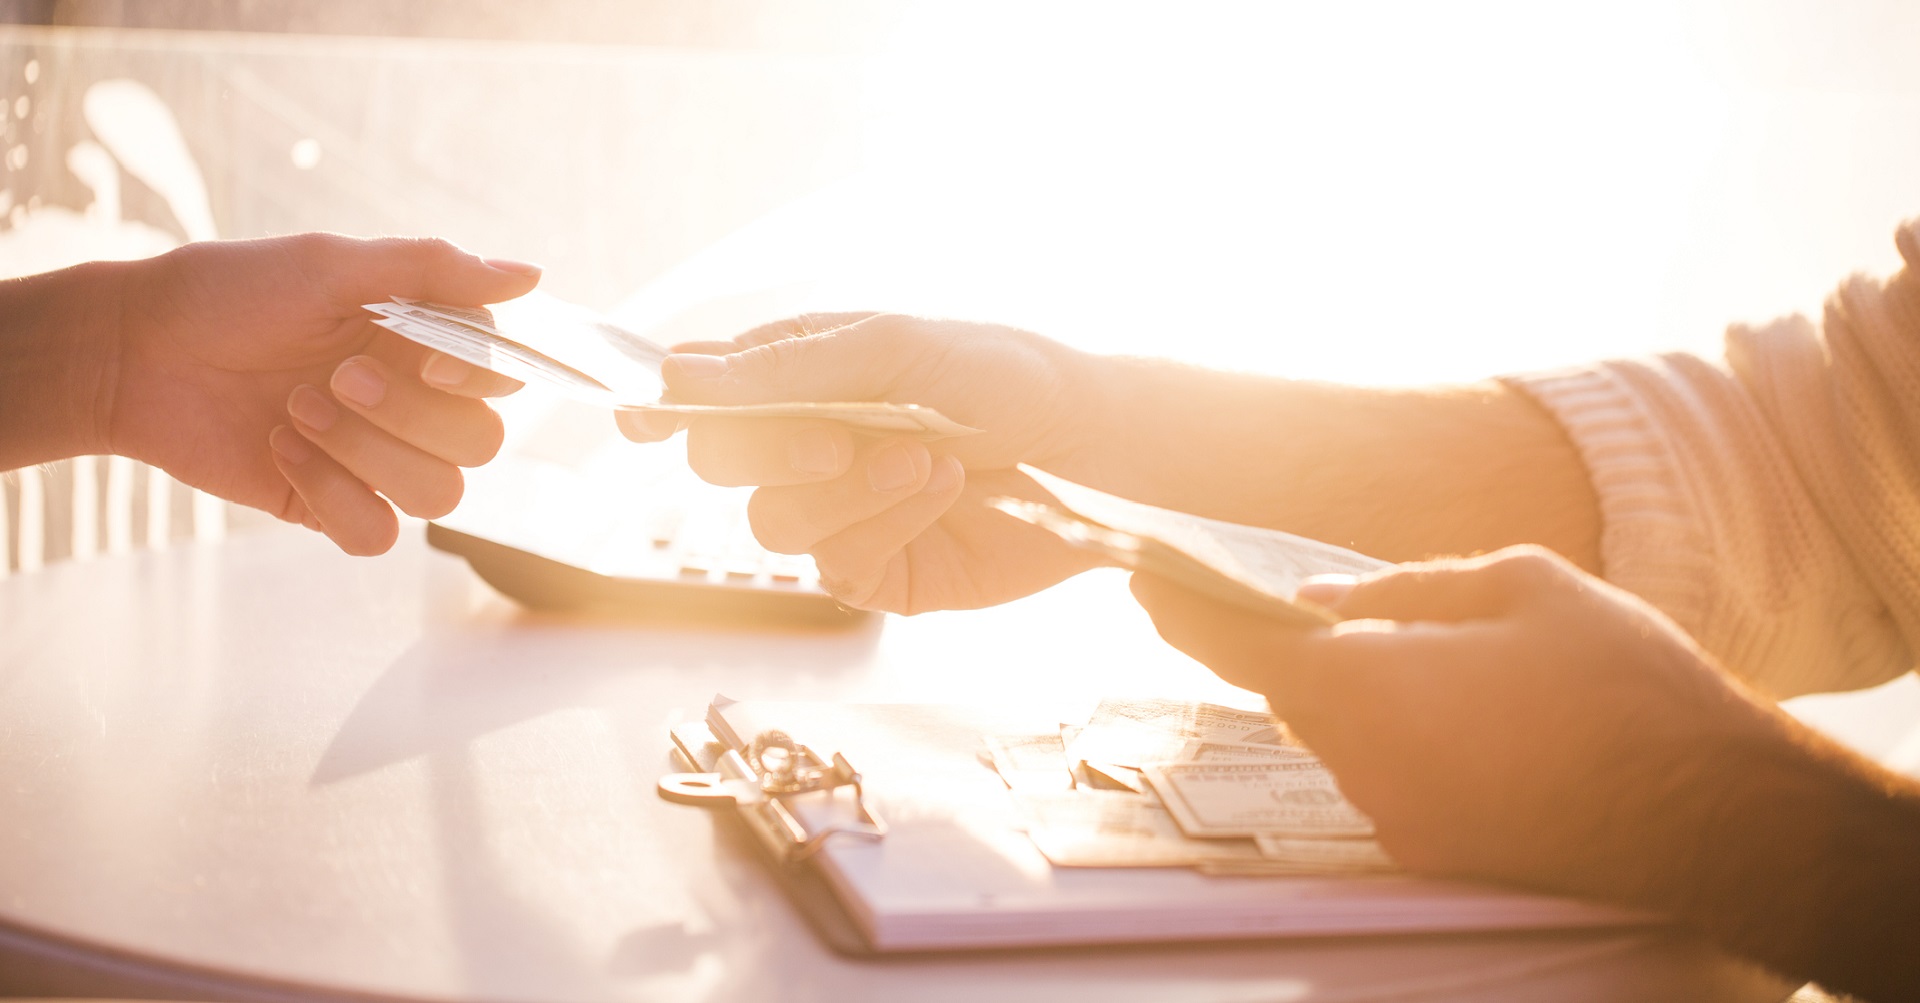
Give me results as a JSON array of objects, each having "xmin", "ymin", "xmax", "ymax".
[
  {"xmin": 292, "ymin": 230, "xmax": 357, "ymax": 264},
  {"xmin": 1489, "ymin": 545, "xmax": 1568, "ymax": 584},
  {"xmin": 744, "ymin": 336, "xmax": 808, "ymax": 385},
  {"xmin": 855, "ymin": 312, "xmax": 918, "ymax": 348},
  {"xmin": 400, "ymin": 235, "xmax": 461, "ymax": 258}
]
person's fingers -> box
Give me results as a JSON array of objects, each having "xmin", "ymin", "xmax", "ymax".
[
  {"xmin": 805, "ymin": 456, "xmax": 967, "ymax": 611},
  {"xmin": 288, "ymin": 233, "xmax": 541, "ymax": 309},
  {"xmin": 661, "ymin": 313, "xmax": 922, "ymax": 406},
  {"xmin": 683, "ymin": 416, "xmax": 858, "ymax": 487},
  {"xmin": 664, "ymin": 314, "xmax": 879, "ymax": 359},
  {"xmin": 615, "ymin": 408, "xmax": 686, "ymax": 443},
  {"xmin": 417, "ymin": 350, "xmax": 526, "ymax": 399},
  {"xmin": 1129, "ymin": 572, "xmax": 1322, "ymax": 693},
  {"xmin": 729, "ymin": 312, "xmax": 880, "ymax": 349},
  {"xmin": 1313, "ymin": 545, "xmax": 1575, "ymax": 624},
  {"xmin": 325, "ymin": 355, "xmax": 506, "ymax": 467},
  {"xmin": 268, "ymin": 425, "xmax": 401, "ymax": 556},
  {"xmin": 285, "ymin": 383, "xmax": 465, "ymax": 519},
  {"xmin": 745, "ymin": 439, "xmax": 939, "ymax": 553},
  {"xmin": 665, "ymin": 341, "xmax": 739, "ymax": 356}
]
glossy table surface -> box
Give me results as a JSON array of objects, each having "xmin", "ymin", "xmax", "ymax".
[{"xmin": 0, "ymin": 527, "xmax": 1793, "ymax": 1002}]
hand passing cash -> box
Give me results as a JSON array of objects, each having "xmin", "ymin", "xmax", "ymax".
[{"xmin": 363, "ymin": 296, "xmax": 981, "ymax": 440}]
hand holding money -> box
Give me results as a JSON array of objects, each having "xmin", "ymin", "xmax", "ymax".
[
  {"xmin": 614, "ymin": 313, "xmax": 1118, "ymax": 612},
  {"xmin": 1127, "ymin": 544, "xmax": 1908, "ymax": 959},
  {"xmin": 92, "ymin": 234, "xmax": 538, "ymax": 556}
]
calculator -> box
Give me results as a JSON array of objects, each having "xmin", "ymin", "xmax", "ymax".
[{"xmin": 428, "ymin": 396, "xmax": 864, "ymax": 627}]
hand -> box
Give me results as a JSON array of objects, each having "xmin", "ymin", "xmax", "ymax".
[
  {"xmin": 1130, "ymin": 545, "xmax": 1812, "ymax": 904},
  {"xmin": 617, "ymin": 313, "xmax": 1106, "ymax": 612},
  {"xmin": 107, "ymin": 234, "xmax": 537, "ymax": 555}
]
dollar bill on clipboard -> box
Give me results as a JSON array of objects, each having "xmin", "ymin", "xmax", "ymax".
[
  {"xmin": 992, "ymin": 467, "xmax": 1389, "ymax": 629},
  {"xmin": 363, "ymin": 293, "xmax": 980, "ymax": 440}
]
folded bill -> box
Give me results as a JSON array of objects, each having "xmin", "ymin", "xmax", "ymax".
[
  {"xmin": 1012, "ymin": 791, "xmax": 1273, "ymax": 869},
  {"xmin": 1142, "ymin": 760, "xmax": 1377, "ymax": 839},
  {"xmin": 982, "ymin": 733, "xmax": 1077, "ymax": 792},
  {"xmin": 1064, "ymin": 697, "xmax": 1300, "ymax": 769},
  {"xmin": 992, "ymin": 468, "xmax": 1389, "ymax": 627},
  {"xmin": 364, "ymin": 295, "xmax": 980, "ymax": 440},
  {"xmin": 1253, "ymin": 835, "xmax": 1398, "ymax": 874}
]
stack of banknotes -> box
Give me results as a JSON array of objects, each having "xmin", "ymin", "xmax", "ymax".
[{"xmin": 984, "ymin": 697, "xmax": 1398, "ymax": 877}]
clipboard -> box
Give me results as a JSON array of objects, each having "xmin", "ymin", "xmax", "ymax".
[{"xmin": 656, "ymin": 698, "xmax": 1655, "ymax": 956}]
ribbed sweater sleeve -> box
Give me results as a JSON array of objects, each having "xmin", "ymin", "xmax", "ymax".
[{"xmin": 1499, "ymin": 219, "xmax": 1920, "ymax": 699}]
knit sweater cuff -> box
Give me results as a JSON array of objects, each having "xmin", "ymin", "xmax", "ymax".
[{"xmin": 1499, "ymin": 366, "xmax": 1716, "ymax": 636}]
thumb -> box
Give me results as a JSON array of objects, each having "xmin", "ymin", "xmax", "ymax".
[
  {"xmin": 296, "ymin": 233, "xmax": 542, "ymax": 307},
  {"xmin": 662, "ymin": 313, "xmax": 921, "ymax": 405},
  {"xmin": 1309, "ymin": 545, "xmax": 1577, "ymax": 625}
]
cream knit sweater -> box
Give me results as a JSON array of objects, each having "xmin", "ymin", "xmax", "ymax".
[{"xmin": 1504, "ymin": 219, "xmax": 1920, "ymax": 699}]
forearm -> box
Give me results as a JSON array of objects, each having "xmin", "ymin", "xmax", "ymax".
[
  {"xmin": 1638, "ymin": 721, "xmax": 1920, "ymax": 1001},
  {"xmin": 1048, "ymin": 352, "xmax": 1602, "ymax": 569},
  {"xmin": 0, "ymin": 259, "xmax": 129, "ymax": 470}
]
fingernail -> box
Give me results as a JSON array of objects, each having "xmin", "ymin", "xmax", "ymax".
[
  {"xmin": 621, "ymin": 409, "xmax": 683, "ymax": 441},
  {"xmin": 484, "ymin": 257, "xmax": 543, "ymax": 276},
  {"xmin": 788, "ymin": 426, "xmax": 842, "ymax": 475},
  {"xmin": 664, "ymin": 353, "xmax": 729, "ymax": 382},
  {"xmin": 287, "ymin": 385, "xmax": 339, "ymax": 432},
  {"xmin": 866, "ymin": 442, "xmax": 919, "ymax": 492},
  {"xmin": 923, "ymin": 455, "xmax": 961, "ymax": 494},
  {"xmin": 270, "ymin": 425, "xmax": 314, "ymax": 465},
  {"xmin": 332, "ymin": 359, "xmax": 387, "ymax": 409},
  {"xmin": 421, "ymin": 351, "xmax": 468, "ymax": 389},
  {"xmin": 1295, "ymin": 573, "xmax": 1359, "ymax": 607}
]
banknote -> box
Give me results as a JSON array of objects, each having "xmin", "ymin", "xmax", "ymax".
[
  {"xmin": 1078, "ymin": 761, "xmax": 1147, "ymax": 794},
  {"xmin": 1011, "ymin": 791, "xmax": 1271, "ymax": 868},
  {"xmin": 365, "ymin": 296, "xmax": 980, "ymax": 440},
  {"xmin": 993, "ymin": 468, "xmax": 1390, "ymax": 628},
  {"xmin": 1063, "ymin": 697, "xmax": 1301, "ymax": 770},
  {"xmin": 1253, "ymin": 835, "xmax": 1398, "ymax": 874},
  {"xmin": 982, "ymin": 733, "xmax": 1076, "ymax": 791},
  {"xmin": 1143, "ymin": 761, "xmax": 1376, "ymax": 839}
]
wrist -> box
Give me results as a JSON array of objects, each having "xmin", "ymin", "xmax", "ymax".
[
  {"xmin": 1028, "ymin": 337, "xmax": 1115, "ymax": 471},
  {"xmin": 0, "ymin": 258, "xmax": 131, "ymax": 468},
  {"xmin": 1028, "ymin": 343, "xmax": 1145, "ymax": 485},
  {"xmin": 1635, "ymin": 717, "xmax": 1920, "ymax": 1000}
]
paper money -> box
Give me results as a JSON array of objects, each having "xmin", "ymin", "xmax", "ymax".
[
  {"xmin": 1254, "ymin": 835, "xmax": 1398, "ymax": 874},
  {"xmin": 365, "ymin": 296, "xmax": 980, "ymax": 440},
  {"xmin": 982, "ymin": 733, "xmax": 1076, "ymax": 791},
  {"xmin": 994, "ymin": 699, "xmax": 1395, "ymax": 877},
  {"xmin": 993, "ymin": 468, "xmax": 1390, "ymax": 627},
  {"xmin": 1064, "ymin": 697, "xmax": 1301, "ymax": 770},
  {"xmin": 1079, "ymin": 761, "xmax": 1147, "ymax": 794},
  {"xmin": 1143, "ymin": 761, "xmax": 1376, "ymax": 839},
  {"xmin": 1012, "ymin": 791, "xmax": 1271, "ymax": 868}
]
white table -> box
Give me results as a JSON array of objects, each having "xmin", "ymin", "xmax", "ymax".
[{"xmin": 0, "ymin": 528, "xmax": 1794, "ymax": 1002}]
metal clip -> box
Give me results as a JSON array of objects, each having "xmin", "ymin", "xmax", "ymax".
[{"xmin": 660, "ymin": 725, "xmax": 887, "ymax": 863}]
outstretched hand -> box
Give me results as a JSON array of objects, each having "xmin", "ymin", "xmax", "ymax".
[
  {"xmin": 617, "ymin": 313, "xmax": 1104, "ymax": 612},
  {"xmin": 108, "ymin": 234, "xmax": 537, "ymax": 554}
]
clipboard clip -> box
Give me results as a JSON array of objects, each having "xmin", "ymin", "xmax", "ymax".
[{"xmin": 659, "ymin": 725, "xmax": 887, "ymax": 863}]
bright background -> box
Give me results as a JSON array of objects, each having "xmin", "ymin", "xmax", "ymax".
[
  {"xmin": 5, "ymin": 0, "xmax": 1919, "ymax": 385},
  {"xmin": 5, "ymin": 1, "xmax": 1920, "ymax": 759}
]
